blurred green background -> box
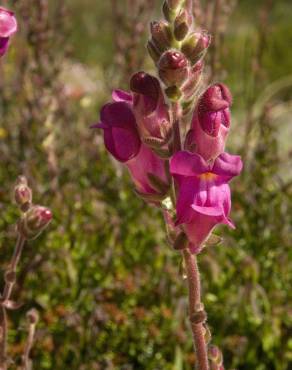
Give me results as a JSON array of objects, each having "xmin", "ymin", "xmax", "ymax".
[{"xmin": 0, "ymin": 0, "xmax": 291, "ymax": 369}]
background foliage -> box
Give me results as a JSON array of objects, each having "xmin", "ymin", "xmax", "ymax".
[{"xmin": 0, "ymin": 0, "xmax": 291, "ymax": 369}]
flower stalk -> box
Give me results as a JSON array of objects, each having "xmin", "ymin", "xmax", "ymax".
[
  {"xmin": 21, "ymin": 309, "xmax": 39, "ymax": 370},
  {"xmin": 0, "ymin": 177, "xmax": 52, "ymax": 369}
]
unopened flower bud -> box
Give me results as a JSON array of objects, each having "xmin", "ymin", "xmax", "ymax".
[
  {"xmin": 182, "ymin": 31, "xmax": 211, "ymax": 64},
  {"xmin": 158, "ymin": 50, "xmax": 189, "ymax": 87},
  {"xmin": 174, "ymin": 10, "xmax": 190, "ymax": 41},
  {"xmin": 150, "ymin": 21, "xmax": 172, "ymax": 52},
  {"xmin": 167, "ymin": 0, "xmax": 182, "ymax": 10},
  {"xmin": 165, "ymin": 86, "xmax": 182, "ymax": 101},
  {"xmin": 26, "ymin": 308, "xmax": 39, "ymax": 324},
  {"xmin": 203, "ymin": 325, "xmax": 212, "ymax": 344},
  {"xmin": 130, "ymin": 72, "xmax": 170, "ymax": 141},
  {"xmin": 190, "ymin": 83, "xmax": 232, "ymax": 161},
  {"xmin": 162, "ymin": 1, "xmax": 173, "ymax": 22},
  {"xmin": 14, "ymin": 176, "xmax": 32, "ymax": 212},
  {"xmin": 208, "ymin": 345, "xmax": 223, "ymax": 365},
  {"xmin": 18, "ymin": 205, "xmax": 52, "ymax": 240}
]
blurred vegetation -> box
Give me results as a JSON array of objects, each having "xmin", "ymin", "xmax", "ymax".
[{"xmin": 0, "ymin": 0, "xmax": 291, "ymax": 369}]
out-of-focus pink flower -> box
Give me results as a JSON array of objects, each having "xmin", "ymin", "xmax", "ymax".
[
  {"xmin": 130, "ymin": 72, "xmax": 170, "ymax": 140},
  {"xmin": 93, "ymin": 100, "xmax": 168, "ymax": 196},
  {"xmin": 170, "ymin": 151, "xmax": 242, "ymax": 253},
  {"xmin": 188, "ymin": 83, "xmax": 232, "ymax": 161},
  {"xmin": 0, "ymin": 7, "xmax": 17, "ymax": 57}
]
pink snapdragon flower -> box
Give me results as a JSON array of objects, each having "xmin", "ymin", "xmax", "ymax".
[
  {"xmin": 93, "ymin": 100, "xmax": 168, "ymax": 196},
  {"xmin": 188, "ymin": 83, "xmax": 232, "ymax": 161},
  {"xmin": 170, "ymin": 151, "xmax": 242, "ymax": 253},
  {"xmin": 130, "ymin": 72, "xmax": 170, "ymax": 140},
  {"xmin": 0, "ymin": 7, "xmax": 17, "ymax": 57}
]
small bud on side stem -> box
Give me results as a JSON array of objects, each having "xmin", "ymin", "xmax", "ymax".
[
  {"xmin": 1, "ymin": 177, "xmax": 52, "ymax": 368},
  {"xmin": 14, "ymin": 177, "xmax": 32, "ymax": 212},
  {"xmin": 18, "ymin": 206, "xmax": 52, "ymax": 240}
]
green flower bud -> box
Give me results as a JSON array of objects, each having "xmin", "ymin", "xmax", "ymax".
[
  {"xmin": 165, "ymin": 86, "xmax": 182, "ymax": 101},
  {"xmin": 182, "ymin": 31, "xmax": 211, "ymax": 64},
  {"xmin": 167, "ymin": 0, "xmax": 183, "ymax": 10},
  {"xmin": 162, "ymin": 1, "xmax": 173, "ymax": 22},
  {"xmin": 150, "ymin": 20, "xmax": 172, "ymax": 52},
  {"xmin": 147, "ymin": 40, "xmax": 161, "ymax": 63},
  {"xmin": 174, "ymin": 10, "xmax": 190, "ymax": 41}
]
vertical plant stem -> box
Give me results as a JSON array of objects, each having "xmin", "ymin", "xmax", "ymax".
[
  {"xmin": 21, "ymin": 320, "xmax": 36, "ymax": 370},
  {"xmin": 172, "ymin": 101, "xmax": 182, "ymax": 152},
  {"xmin": 0, "ymin": 233, "xmax": 26, "ymax": 368},
  {"xmin": 0, "ymin": 307, "xmax": 8, "ymax": 369},
  {"xmin": 170, "ymin": 100, "xmax": 209, "ymax": 369},
  {"xmin": 182, "ymin": 248, "xmax": 209, "ymax": 370}
]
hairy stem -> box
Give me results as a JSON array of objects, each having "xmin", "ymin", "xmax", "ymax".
[
  {"xmin": 171, "ymin": 101, "xmax": 182, "ymax": 152},
  {"xmin": 182, "ymin": 248, "xmax": 209, "ymax": 370},
  {"xmin": 0, "ymin": 233, "xmax": 26, "ymax": 368},
  {"xmin": 0, "ymin": 307, "xmax": 8, "ymax": 369},
  {"xmin": 170, "ymin": 100, "xmax": 209, "ymax": 369}
]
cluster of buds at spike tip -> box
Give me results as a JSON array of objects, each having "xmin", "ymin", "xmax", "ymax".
[
  {"xmin": 146, "ymin": 0, "xmax": 211, "ymax": 113},
  {"xmin": 18, "ymin": 205, "xmax": 52, "ymax": 240}
]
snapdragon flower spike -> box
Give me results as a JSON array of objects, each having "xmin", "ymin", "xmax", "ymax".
[
  {"xmin": 170, "ymin": 151, "xmax": 242, "ymax": 253},
  {"xmin": 130, "ymin": 72, "xmax": 170, "ymax": 141},
  {"xmin": 189, "ymin": 83, "xmax": 232, "ymax": 161},
  {"xmin": 93, "ymin": 100, "xmax": 168, "ymax": 196},
  {"xmin": 0, "ymin": 7, "xmax": 17, "ymax": 57}
]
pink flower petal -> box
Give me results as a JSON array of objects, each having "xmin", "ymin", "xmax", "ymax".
[
  {"xmin": 191, "ymin": 204, "xmax": 223, "ymax": 216},
  {"xmin": 0, "ymin": 7, "xmax": 17, "ymax": 38},
  {"xmin": 170, "ymin": 151, "xmax": 209, "ymax": 177},
  {"xmin": 112, "ymin": 89, "xmax": 132, "ymax": 103},
  {"xmin": 212, "ymin": 152, "xmax": 243, "ymax": 179}
]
